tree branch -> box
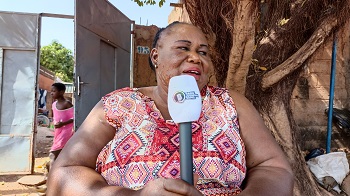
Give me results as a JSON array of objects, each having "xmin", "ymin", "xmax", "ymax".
[
  {"xmin": 226, "ymin": 0, "xmax": 257, "ymax": 94},
  {"xmin": 261, "ymin": 16, "xmax": 338, "ymax": 90}
]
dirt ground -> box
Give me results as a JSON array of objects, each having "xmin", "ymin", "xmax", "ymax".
[{"xmin": 0, "ymin": 126, "xmax": 53, "ymax": 196}]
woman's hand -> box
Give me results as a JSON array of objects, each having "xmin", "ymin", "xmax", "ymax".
[
  {"xmin": 135, "ymin": 178, "xmax": 202, "ymax": 196},
  {"xmin": 54, "ymin": 119, "xmax": 73, "ymax": 128}
]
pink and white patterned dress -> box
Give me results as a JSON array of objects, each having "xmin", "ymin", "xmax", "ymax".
[{"xmin": 96, "ymin": 86, "xmax": 246, "ymax": 195}]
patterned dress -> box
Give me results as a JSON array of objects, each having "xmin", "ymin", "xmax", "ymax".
[{"xmin": 96, "ymin": 86, "xmax": 246, "ymax": 195}]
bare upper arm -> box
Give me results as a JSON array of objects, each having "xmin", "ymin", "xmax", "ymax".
[
  {"xmin": 229, "ymin": 91, "xmax": 292, "ymax": 172},
  {"xmin": 64, "ymin": 100, "xmax": 73, "ymax": 109},
  {"xmin": 54, "ymin": 100, "xmax": 116, "ymax": 169}
]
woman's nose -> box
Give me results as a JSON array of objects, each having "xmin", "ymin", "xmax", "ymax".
[
  {"xmin": 187, "ymin": 51, "xmax": 201, "ymax": 64},
  {"xmin": 188, "ymin": 51, "xmax": 201, "ymax": 63}
]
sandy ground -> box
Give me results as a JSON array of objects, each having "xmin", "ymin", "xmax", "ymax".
[{"xmin": 0, "ymin": 126, "xmax": 53, "ymax": 196}]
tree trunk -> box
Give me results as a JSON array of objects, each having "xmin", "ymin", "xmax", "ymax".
[
  {"xmin": 261, "ymin": 99, "xmax": 332, "ymax": 195},
  {"xmin": 226, "ymin": 0, "xmax": 256, "ymax": 94},
  {"xmin": 183, "ymin": 0, "xmax": 350, "ymax": 194}
]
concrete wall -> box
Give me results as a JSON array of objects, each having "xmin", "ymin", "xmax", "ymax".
[
  {"xmin": 168, "ymin": 1, "xmax": 191, "ymax": 24},
  {"xmin": 132, "ymin": 25, "xmax": 158, "ymax": 88},
  {"xmin": 291, "ymin": 21, "xmax": 350, "ymax": 151}
]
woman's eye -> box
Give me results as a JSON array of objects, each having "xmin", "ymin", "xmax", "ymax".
[
  {"xmin": 178, "ymin": 46, "xmax": 188, "ymax": 50},
  {"xmin": 199, "ymin": 51, "xmax": 207, "ymax": 56}
]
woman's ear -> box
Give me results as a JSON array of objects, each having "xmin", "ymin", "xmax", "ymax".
[{"xmin": 150, "ymin": 48, "xmax": 158, "ymax": 66}]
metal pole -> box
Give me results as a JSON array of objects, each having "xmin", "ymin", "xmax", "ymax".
[{"xmin": 326, "ymin": 34, "xmax": 337, "ymax": 153}]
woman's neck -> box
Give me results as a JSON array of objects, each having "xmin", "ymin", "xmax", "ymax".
[{"xmin": 152, "ymin": 86, "xmax": 171, "ymax": 120}]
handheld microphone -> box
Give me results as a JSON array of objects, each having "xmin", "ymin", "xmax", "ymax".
[{"xmin": 168, "ymin": 75, "xmax": 202, "ymax": 185}]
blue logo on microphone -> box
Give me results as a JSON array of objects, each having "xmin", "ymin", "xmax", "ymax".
[{"xmin": 173, "ymin": 91, "xmax": 199, "ymax": 103}]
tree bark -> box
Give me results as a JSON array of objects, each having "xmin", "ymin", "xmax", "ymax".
[
  {"xmin": 183, "ymin": 0, "xmax": 350, "ymax": 195},
  {"xmin": 261, "ymin": 99, "xmax": 332, "ymax": 195},
  {"xmin": 226, "ymin": 0, "xmax": 256, "ymax": 94}
]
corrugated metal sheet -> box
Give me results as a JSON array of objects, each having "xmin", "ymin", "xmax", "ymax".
[
  {"xmin": 0, "ymin": 137, "xmax": 31, "ymax": 172},
  {"xmin": 1, "ymin": 50, "xmax": 36, "ymax": 135},
  {"xmin": 0, "ymin": 12, "xmax": 39, "ymax": 174},
  {"xmin": 0, "ymin": 12, "xmax": 38, "ymax": 49}
]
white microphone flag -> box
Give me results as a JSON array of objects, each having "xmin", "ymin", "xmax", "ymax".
[{"xmin": 168, "ymin": 75, "xmax": 202, "ymax": 123}]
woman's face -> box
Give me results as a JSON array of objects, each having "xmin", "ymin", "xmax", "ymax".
[{"xmin": 150, "ymin": 24, "xmax": 213, "ymax": 92}]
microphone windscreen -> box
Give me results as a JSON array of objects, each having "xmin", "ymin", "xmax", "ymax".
[{"xmin": 168, "ymin": 75, "xmax": 202, "ymax": 123}]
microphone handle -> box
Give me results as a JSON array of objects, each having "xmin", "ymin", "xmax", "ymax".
[{"xmin": 179, "ymin": 122, "xmax": 194, "ymax": 185}]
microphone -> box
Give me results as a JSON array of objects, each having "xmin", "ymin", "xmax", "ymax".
[{"xmin": 168, "ymin": 75, "xmax": 202, "ymax": 185}]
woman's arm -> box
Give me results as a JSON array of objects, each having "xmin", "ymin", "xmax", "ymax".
[
  {"xmin": 54, "ymin": 119, "xmax": 73, "ymax": 128},
  {"xmin": 229, "ymin": 91, "xmax": 294, "ymax": 196},
  {"xmin": 47, "ymin": 101, "xmax": 134, "ymax": 196}
]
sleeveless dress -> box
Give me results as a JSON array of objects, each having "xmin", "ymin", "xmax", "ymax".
[
  {"xmin": 96, "ymin": 86, "xmax": 246, "ymax": 195},
  {"xmin": 51, "ymin": 101, "xmax": 74, "ymax": 151}
]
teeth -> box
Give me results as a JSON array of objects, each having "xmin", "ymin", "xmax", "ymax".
[{"xmin": 186, "ymin": 70, "xmax": 199, "ymax": 75}]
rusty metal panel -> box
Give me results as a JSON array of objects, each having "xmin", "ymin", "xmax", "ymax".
[
  {"xmin": 74, "ymin": 0, "xmax": 131, "ymax": 128},
  {"xmin": 75, "ymin": 0, "xmax": 131, "ymax": 51},
  {"xmin": 0, "ymin": 12, "xmax": 39, "ymax": 174},
  {"xmin": 0, "ymin": 11, "xmax": 38, "ymax": 49}
]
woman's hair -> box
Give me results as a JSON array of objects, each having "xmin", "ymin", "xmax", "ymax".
[
  {"xmin": 148, "ymin": 21, "xmax": 188, "ymax": 71},
  {"xmin": 52, "ymin": 82, "xmax": 66, "ymax": 92}
]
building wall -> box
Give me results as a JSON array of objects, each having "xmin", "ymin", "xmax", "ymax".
[
  {"xmin": 133, "ymin": 25, "xmax": 158, "ymax": 87},
  {"xmin": 39, "ymin": 66, "xmax": 55, "ymax": 91},
  {"xmin": 291, "ymin": 20, "xmax": 350, "ymax": 150},
  {"xmin": 168, "ymin": 1, "xmax": 191, "ymax": 24}
]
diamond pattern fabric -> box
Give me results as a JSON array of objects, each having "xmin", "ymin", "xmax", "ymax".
[{"xmin": 96, "ymin": 86, "xmax": 246, "ymax": 195}]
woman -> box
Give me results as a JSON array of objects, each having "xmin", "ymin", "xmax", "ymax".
[{"xmin": 47, "ymin": 22, "xmax": 293, "ymax": 195}]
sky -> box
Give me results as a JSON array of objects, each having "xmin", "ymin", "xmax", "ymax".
[{"xmin": 0, "ymin": 0, "xmax": 178, "ymax": 51}]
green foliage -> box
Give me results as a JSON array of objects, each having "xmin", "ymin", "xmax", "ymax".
[
  {"xmin": 133, "ymin": 0, "xmax": 166, "ymax": 7},
  {"xmin": 40, "ymin": 40, "xmax": 74, "ymax": 82}
]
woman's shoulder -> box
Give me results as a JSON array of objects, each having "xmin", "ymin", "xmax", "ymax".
[
  {"xmin": 63, "ymin": 100, "xmax": 73, "ymax": 109},
  {"xmin": 206, "ymin": 86, "xmax": 253, "ymax": 109},
  {"xmin": 207, "ymin": 86, "xmax": 247, "ymax": 99},
  {"xmin": 206, "ymin": 85, "xmax": 230, "ymax": 96},
  {"xmin": 102, "ymin": 87, "xmax": 136, "ymax": 99}
]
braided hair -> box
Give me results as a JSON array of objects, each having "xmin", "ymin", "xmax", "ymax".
[{"xmin": 148, "ymin": 21, "xmax": 188, "ymax": 71}]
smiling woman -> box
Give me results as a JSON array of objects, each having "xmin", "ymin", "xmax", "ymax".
[{"xmin": 47, "ymin": 22, "xmax": 293, "ymax": 196}]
